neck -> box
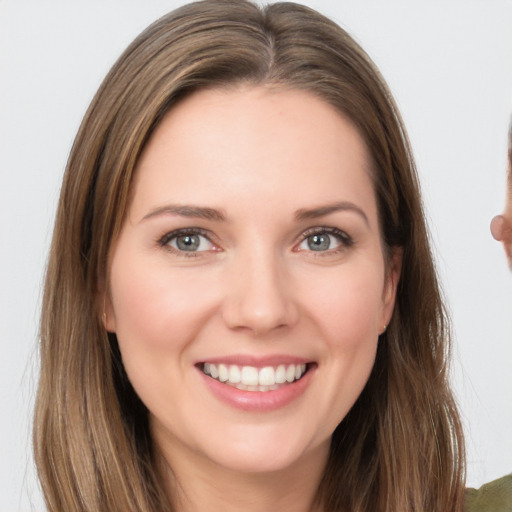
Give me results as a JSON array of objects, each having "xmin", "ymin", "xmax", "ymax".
[{"xmin": 156, "ymin": 436, "xmax": 329, "ymax": 512}]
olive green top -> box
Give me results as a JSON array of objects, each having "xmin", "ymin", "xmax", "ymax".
[{"xmin": 465, "ymin": 474, "xmax": 512, "ymax": 511}]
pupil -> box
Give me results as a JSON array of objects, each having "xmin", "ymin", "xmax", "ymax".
[
  {"xmin": 308, "ymin": 234, "xmax": 330, "ymax": 251},
  {"xmin": 177, "ymin": 235, "xmax": 199, "ymax": 251}
]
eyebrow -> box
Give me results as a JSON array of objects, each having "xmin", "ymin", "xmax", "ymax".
[
  {"xmin": 141, "ymin": 204, "xmax": 227, "ymax": 223},
  {"xmin": 140, "ymin": 201, "xmax": 368, "ymax": 225},
  {"xmin": 294, "ymin": 201, "xmax": 369, "ymax": 226}
]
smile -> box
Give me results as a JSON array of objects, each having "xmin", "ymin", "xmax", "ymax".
[{"xmin": 201, "ymin": 363, "xmax": 308, "ymax": 391}]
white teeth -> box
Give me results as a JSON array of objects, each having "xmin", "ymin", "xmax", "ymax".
[
  {"xmin": 209, "ymin": 364, "xmax": 219, "ymax": 379},
  {"xmin": 240, "ymin": 366, "xmax": 259, "ymax": 386},
  {"xmin": 275, "ymin": 364, "xmax": 286, "ymax": 384},
  {"xmin": 258, "ymin": 366, "xmax": 275, "ymax": 386},
  {"xmin": 218, "ymin": 364, "xmax": 228, "ymax": 382},
  {"xmin": 202, "ymin": 362, "xmax": 308, "ymax": 390},
  {"xmin": 285, "ymin": 365, "xmax": 296, "ymax": 383},
  {"xmin": 228, "ymin": 365, "xmax": 241, "ymax": 383}
]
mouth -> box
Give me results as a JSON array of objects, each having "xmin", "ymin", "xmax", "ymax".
[{"xmin": 198, "ymin": 362, "xmax": 311, "ymax": 392}]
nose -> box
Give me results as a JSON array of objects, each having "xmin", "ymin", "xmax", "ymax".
[{"xmin": 221, "ymin": 250, "xmax": 299, "ymax": 336}]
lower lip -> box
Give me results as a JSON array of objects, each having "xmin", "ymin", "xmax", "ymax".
[{"xmin": 198, "ymin": 366, "xmax": 315, "ymax": 412}]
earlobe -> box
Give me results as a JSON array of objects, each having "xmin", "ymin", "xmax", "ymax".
[
  {"xmin": 491, "ymin": 214, "xmax": 512, "ymax": 267},
  {"xmin": 98, "ymin": 279, "xmax": 116, "ymax": 332},
  {"xmin": 381, "ymin": 246, "xmax": 403, "ymax": 329},
  {"xmin": 490, "ymin": 215, "xmax": 505, "ymax": 241},
  {"xmin": 103, "ymin": 293, "xmax": 117, "ymax": 332}
]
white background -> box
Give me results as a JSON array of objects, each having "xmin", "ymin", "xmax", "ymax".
[{"xmin": 1, "ymin": 1, "xmax": 511, "ymax": 510}]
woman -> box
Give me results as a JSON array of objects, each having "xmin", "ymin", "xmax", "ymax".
[{"xmin": 34, "ymin": 1, "xmax": 466, "ymax": 510}]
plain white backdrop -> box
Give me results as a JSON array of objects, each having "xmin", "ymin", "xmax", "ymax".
[{"xmin": 1, "ymin": 1, "xmax": 511, "ymax": 510}]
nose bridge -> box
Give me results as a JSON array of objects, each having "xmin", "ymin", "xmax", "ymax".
[{"xmin": 222, "ymin": 242, "xmax": 298, "ymax": 335}]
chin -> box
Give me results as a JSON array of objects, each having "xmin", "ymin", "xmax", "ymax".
[
  {"xmin": 215, "ymin": 450, "xmax": 298, "ymax": 474},
  {"xmin": 201, "ymin": 426, "xmax": 330, "ymax": 475}
]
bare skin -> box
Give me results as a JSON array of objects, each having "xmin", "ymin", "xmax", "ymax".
[
  {"xmin": 105, "ymin": 86, "xmax": 400, "ymax": 511},
  {"xmin": 490, "ymin": 164, "xmax": 512, "ymax": 269},
  {"xmin": 156, "ymin": 425, "xmax": 327, "ymax": 512}
]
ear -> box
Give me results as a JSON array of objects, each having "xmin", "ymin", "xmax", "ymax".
[
  {"xmin": 379, "ymin": 246, "xmax": 402, "ymax": 334},
  {"xmin": 491, "ymin": 214, "xmax": 512, "ymax": 258},
  {"xmin": 490, "ymin": 214, "xmax": 506, "ymax": 242},
  {"xmin": 98, "ymin": 279, "xmax": 117, "ymax": 333}
]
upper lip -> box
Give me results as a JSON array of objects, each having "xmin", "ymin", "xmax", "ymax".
[{"xmin": 196, "ymin": 354, "xmax": 314, "ymax": 368}]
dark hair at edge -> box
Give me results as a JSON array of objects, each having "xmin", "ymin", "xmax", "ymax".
[
  {"xmin": 508, "ymin": 115, "xmax": 512, "ymax": 176},
  {"xmin": 34, "ymin": 1, "xmax": 465, "ymax": 511}
]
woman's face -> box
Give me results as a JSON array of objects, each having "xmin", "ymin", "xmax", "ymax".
[{"xmin": 105, "ymin": 87, "xmax": 400, "ymax": 475}]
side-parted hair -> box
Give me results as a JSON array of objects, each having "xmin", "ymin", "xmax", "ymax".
[{"xmin": 34, "ymin": 1, "xmax": 465, "ymax": 511}]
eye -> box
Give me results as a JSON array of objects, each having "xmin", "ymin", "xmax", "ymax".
[
  {"xmin": 296, "ymin": 228, "xmax": 353, "ymax": 253},
  {"xmin": 159, "ymin": 229, "xmax": 216, "ymax": 254}
]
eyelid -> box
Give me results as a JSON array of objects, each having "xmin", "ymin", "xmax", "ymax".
[
  {"xmin": 158, "ymin": 227, "xmax": 220, "ymax": 256},
  {"xmin": 157, "ymin": 225, "xmax": 353, "ymax": 257},
  {"xmin": 294, "ymin": 226, "xmax": 354, "ymax": 253}
]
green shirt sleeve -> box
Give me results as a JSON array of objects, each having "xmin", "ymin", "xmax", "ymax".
[{"xmin": 465, "ymin": 474, "xmax": 512, "ymax": 512}]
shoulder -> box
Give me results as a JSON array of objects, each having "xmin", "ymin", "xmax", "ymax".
[{"xmin": 465, "ymin": 474, "xmax": 512, "ymax": 512}]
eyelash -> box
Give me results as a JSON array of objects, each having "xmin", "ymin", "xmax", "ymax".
[
  {"xmin": 158, "ymin": 228, "xmax": 216, "ymax": 257},
  {"xmin": 157, "ymin": 226, "xmax": 354, "ymax": 257},
  {"xmin": 296, "ymin": 227, "xmax": 354, "ymax": 255}
]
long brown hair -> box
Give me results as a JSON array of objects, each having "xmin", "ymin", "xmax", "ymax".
[{"xmin": 34, "ymin": 1, "xmax": 465, "ymax": 510}]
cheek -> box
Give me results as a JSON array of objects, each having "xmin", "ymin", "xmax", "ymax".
[
  {"xmin": 108, "ymin": 254, "xmax": 224, "ymax": 404},
  {"xmin": 107, "ymin": 252, "xmax": 221, "ymax": 414},
  {"xmin": 110, "ymin": 254, "xmax": 214, "ymax": 347},
  {"xmin": 293, "ymin": 264, "xmax": 384, "ymax": 439},
  {"xmin": 304, "ymin": 264, "xmax": 385, "ymax": 347}
]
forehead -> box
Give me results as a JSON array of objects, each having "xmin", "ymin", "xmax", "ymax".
[
  {"xmin": 130, "ymin": 86, "xmax": 378, "ymax": 225},
  {"xmin": 140, "ymin": 85, "xmax": 370, "ymax": 162}
]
